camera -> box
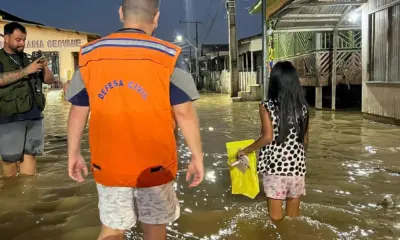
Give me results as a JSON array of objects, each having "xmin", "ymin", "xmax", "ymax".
[
  {"xmin": 31, "ymin": 50, "xmax": 45, "ymax": 63},
  {"xmin": 31, "ymin": 50, "xmax": 42, "ymax": 59}
]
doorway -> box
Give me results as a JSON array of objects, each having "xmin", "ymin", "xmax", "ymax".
[{"xmin": 72, "ymin": 52, "xmax": 79, "ymax": 72}]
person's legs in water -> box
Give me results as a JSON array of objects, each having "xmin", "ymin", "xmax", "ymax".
[
  {"xmin": 0, "ymin": 121, "xmax": 28, "ymax": 177},
  {"xmin": 286, "ymin": 197, "xmax": 301, "ymax": 217},
  {"xmin": 96, "ymin": 184, "xmax": 135, "ymax": 240},
  {"xmin": 96, "ymin": 181, "xmax": 180, "ymax": 240},
  {"xmin": 19, "ymin": 120, "xmax": 44, "ymax": 175},
  {"xmin": 285, "ymin": 176, "xmax": 305, "ymax": 217},
  {"xmin": 19, "ymin": 155, "xmax": 36, "ymax": 176},
  {"xmin": 264, "ymin": 175, "xmax": 305, "ymax": 220},
  {"xmin": 141, "ymin": 223, "xmax": 167, "ymax": 240},
  {"xmin": 267, "ymin": 198, "xmax": 284, "ymax": 221},
  {"xmin": 97, "ymin": 225, "xmax": 125, "ymax": 240},
  {"xmin": 136, "ymin": 181, "xmax": 180, "ymax": 240},
  {"xmin": 263, "ymin": 175, "xmax": 287, "ymax": 221},
  {"xmin": 2, "ymin": 161, "xmax": 18, "ymax": 177}
]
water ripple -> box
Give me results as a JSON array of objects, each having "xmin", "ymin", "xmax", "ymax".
[{"xmin": 0, "ymin": 92, "xmax": 399, "ymax": 239}]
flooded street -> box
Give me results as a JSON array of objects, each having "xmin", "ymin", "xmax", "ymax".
[{"xmin": 0, "ymin": 91, "xmax": 399, "ymax": 240}]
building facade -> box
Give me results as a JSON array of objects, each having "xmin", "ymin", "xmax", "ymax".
[
  {"xmin": 0, "ymin": 10, "xmax": 100, "ymax": 88},
  {"xmin": 362, "ymin": 0, "xmax": 400, "ymax": 122},
  {"xmin": 203, "ymin": 38, "xmax": 263, "ymax": 101}
]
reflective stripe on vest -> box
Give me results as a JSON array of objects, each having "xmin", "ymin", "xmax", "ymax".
[{"xmin": 81, "ymin": 38, "xmax": 178, "ymax": 57}]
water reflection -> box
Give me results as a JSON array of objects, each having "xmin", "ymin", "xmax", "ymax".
[{"xmin": 0, "ymin": 91, "xmax": 399, "ymax": 239}]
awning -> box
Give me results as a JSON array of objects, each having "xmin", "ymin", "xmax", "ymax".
[
  {"xmin": 249, "ymin": 0, "xmax": 366, "ymax": 31},
  {"xmin": 249, "ymin": 0, "xmax": 292, "ymax": 19}
]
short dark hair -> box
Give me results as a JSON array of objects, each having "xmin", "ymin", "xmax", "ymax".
[
  {"xmin": 4, "ymin": 22, "xmax": 27, "ymax": 36},
  {"xmin": 122, "ymin": 0, "xmax": 160, "ymax": 23}
]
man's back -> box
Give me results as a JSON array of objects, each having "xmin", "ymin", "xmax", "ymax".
[
  {"xmin": 77, "ymin": 29, "xmax": 182, "ymax": 187},
  {"xmin": 66, "ymin": 2, "xmax": 203, "ymax": 239}
]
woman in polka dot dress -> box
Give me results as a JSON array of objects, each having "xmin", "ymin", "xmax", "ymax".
[{"xmin": 238, "ymin": 61, "xmax": 309, "ymax": 221}]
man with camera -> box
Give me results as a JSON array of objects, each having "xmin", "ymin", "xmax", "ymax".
[{"xmin": 0, "ymin": 22, "xmax": 54, "ymax": 177}]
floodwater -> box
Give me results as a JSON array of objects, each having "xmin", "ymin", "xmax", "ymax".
[{"xmin": 0, "ymin": 91, "xmax": 399, "ymax": 240}]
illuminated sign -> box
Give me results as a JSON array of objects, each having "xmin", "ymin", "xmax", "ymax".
[{"xmin": 0, "ymin": 39, "xmax": 82, "ymax": 49}]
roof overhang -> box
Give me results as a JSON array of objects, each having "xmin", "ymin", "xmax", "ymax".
[
  {"xmin": 0, "ymin": 9, "xmax": 45, "ymax": 26},
  {"xmin": 249, "ymin": 0, "xmax": 366, "ymax": 32},
  {"xmin": 0, "ymin": 19, "xmax": 101, "ymax": 39}
]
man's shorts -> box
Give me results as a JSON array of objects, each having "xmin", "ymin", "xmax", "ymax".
[
  {"xmin": 0, "ymin": 120, "xmax": 44, "ymax": 163},
  {"xmin": 96, "ymin": 181, "xmax": 180, "ymax": 230}
]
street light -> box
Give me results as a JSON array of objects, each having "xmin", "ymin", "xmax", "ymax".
[
  {"xmin": 175, "ymin": 35, "xmax": 183, "ymax": 43},
  {"xmin": 173, "ymin": 34, "xmax": 201, "ymax": 88},
  {"xmin": 174, "ymin": 34, "xmax": 197, "ymax": 50},
  {"xmin": 348, "ymin": 11, "xmax": 360, "ymax": 23}
]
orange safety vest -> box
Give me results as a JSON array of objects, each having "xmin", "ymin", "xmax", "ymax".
[{"xmin": 79, "ymin": 30, "xmax": 182, "ymax": 188}]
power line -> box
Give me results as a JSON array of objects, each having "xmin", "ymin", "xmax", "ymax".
[
  {"xmin": 200, "ymin": 0, "xmax": 215, "ymax": 32},
  {"xmin": 179, "ymin": 20, "xmax": 202, "ymax": 53},
  {"xmin": 201, "ymin": 0, "xmax": 225, "ymax": 45}
]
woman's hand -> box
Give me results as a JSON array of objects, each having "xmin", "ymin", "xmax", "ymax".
[{"xmin": 237, "ymin": 149, "xmax": 247, "ymax": 157}]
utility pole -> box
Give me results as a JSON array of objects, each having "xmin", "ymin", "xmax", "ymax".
[
  {"xmin": 180, "ymin": 20, "xmax": 202, "ymax": 87},
  {"xmin": 226, "ymin": 0, "xmax": 239, "ymax": 98},
  {"xmin": 262, "ymin": 0, "xmax": 269, "ymax": 100}
]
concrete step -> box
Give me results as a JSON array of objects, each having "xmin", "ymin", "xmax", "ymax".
[
  {"xmin": 238, "ymin": 86, "xmax": 262, "ymax": 101},
  {"xmin": 239, "ymin": 91, "xmax": 255, "ymax": 101},
  {"xmin": 238, "ymin": 91, "xmax": 250, "ymax": 97},
  {"xmin": 231, "ymin": 97, "xmax": 242, "ymax": 102}
]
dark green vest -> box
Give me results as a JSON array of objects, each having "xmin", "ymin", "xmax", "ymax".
[{"xmin": 0, "ymin": 49, "xmax": 46, "ymax": 117}]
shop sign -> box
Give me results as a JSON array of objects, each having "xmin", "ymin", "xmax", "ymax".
[{"xmin": 0, "ymin": 39, "xmax": 82, "ymax": 49}]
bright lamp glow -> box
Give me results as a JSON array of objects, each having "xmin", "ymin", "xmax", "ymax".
[
  {"xmin": 349, "ymin": 11, "xmax": 360, "ymax": 23},
  {"xmin": 175, "ymin": 35, "xmax": 183, "ymax": 42}
]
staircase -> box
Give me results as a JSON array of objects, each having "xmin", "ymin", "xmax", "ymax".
[{"xmin": 232, "ymin": 84, "xmax": 263, "ymax": 102}]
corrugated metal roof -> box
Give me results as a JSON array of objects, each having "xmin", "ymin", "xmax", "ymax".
[
  {"xmin": 0, "ymin": 9, "xmax": 101, "ymax": 39},
  {"xmin": 249, "ymin": 0, "xmax": 366, "ymax": 31},
  {"xmin": 0, "ymin": 9, "xmax": 45, "ymax": 25}
]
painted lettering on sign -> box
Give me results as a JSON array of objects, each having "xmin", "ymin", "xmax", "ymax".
[{"xmin": 0, "ymin": 39, "xmax": 82, "ymax": 49}]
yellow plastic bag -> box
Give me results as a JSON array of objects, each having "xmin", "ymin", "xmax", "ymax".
[{"xmin": 226, "ymin": 139, "xmax": 260, "ymax": 199}]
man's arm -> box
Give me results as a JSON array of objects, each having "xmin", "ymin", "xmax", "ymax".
[
  {"xmin": 0, "ymin": 58, "xmax": 41, "ymax": 87},
  {"xmin": 68, "ymin": 105, "xmax": 89, "ymax": 156},
  {"xmin": 174, "ymin": 102, "xmax": 202, "ymax": 157},
  {"xmin": 65, "ymin": 70, "xmax": 90, "ymax": 156},
  {"xmin": 0, "ymin": 68, "xmax": 30, "ymax": 87},
  {"xmin": 170, "ymin": 54, "xmax": 202, "ymax": 160}
]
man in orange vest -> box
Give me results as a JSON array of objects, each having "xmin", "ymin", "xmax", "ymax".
[{"xmin": 65, "ymin": 0, "xmax": 204, "ymax": 239}]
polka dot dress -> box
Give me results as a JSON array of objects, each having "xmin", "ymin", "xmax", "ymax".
[{"xmin": 257, "ymin": 99, "xmax": 308, "ymax": 177}]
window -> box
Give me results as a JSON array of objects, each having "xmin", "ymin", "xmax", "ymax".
[
  {"xmin": 388, "ymin": 4, "xmax": 400, "ymax": 82},
  {"xmin": 42, "ymin": 51, "xmax": 62, "ymax": 89},
  {"xmin": 368, "ymin": 3, "xmax": 400, "ymax": 82},
  {"xmin": 42, "ymin": 51, "xmax": 60, "ymax": 76}
]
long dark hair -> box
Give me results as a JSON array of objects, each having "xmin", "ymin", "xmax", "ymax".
[{"xmin": 267, "ymin": 61, "xmax": 309, "ymax": 144}]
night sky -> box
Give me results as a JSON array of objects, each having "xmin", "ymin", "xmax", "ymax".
[{"xmin": 1, "ymin": 0, "xmax": 261, "ymax": 44}]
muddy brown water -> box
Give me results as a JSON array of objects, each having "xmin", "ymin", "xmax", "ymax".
[{"xmin": 0, "ymin": 91, "xmax": 399, "ymax": 240}]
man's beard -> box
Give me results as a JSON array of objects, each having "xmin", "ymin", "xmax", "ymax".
[{"xmin": 11, "ymin": 45, "xmax": 24, "ymax": 53}]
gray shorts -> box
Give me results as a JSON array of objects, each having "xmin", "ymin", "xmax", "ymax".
[
  {"xmin": 97, "ymin": 181, "xmax": 180, "ymax": 230},
  {"xmin": 0, "ymin": 120, "xmax": 44, "ymax": 163}
]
